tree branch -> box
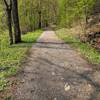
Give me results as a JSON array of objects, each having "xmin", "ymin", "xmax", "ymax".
[
  {"xmin": 3, "ymin": 0, "xmax": 9, "ymax": 7},
  {"xmin": 3, "ymin": 0, "xmax": 12, "ymax": 10}
]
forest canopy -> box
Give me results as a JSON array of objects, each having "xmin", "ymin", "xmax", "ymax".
[{"xmin": 0, "ymin": 0, "xmax": 100, "ymax": 44}]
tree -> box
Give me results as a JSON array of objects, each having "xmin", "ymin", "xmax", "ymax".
[
  {"xmin": 3, "ymin": 0, "xmax": 13, "ymax": 45},
  {"xmin": 12, "ymin": 0, "xmax": 21, "ymax": 43}
]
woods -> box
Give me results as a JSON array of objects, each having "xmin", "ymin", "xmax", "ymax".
[
  {"xmin": 2, "ymin": 0, "xmax": 21, "ymax": 44},
  {"xmin": 0, "ymin": 0, "xmax": 100, "ymax": 98},
  {"xmin": 1, "ymin": 0, "xmax": 99, "ymax": 33},
  {"xmin": 1, "ymin": 0, "xmax": 99, "ymax": 37}
]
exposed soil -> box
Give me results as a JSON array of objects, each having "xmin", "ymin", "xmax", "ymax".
[{"xmin": 12, "ymin": 31, "xmax": 100, "ymax": 100}]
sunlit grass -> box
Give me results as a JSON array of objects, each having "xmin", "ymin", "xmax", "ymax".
[
  {"xmin": 0, "ymin": 30, "xmax": 42, "ymax": 91},
  {"xmin": 56, "ymin": 28, "xmax": 100, "ymax": 66}
]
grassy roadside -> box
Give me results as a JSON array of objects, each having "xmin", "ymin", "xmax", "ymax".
[
  {"xmin": 56, "ymin": 28, "xmax": 100, "ymax": 66},
  {"xmin": 0, "ymin": 30, "xmax": 42, "ymax": 91}
]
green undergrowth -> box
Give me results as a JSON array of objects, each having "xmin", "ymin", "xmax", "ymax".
[
  {"xmin": 0, "ymin": 30, "xmax": 42, "ymax": 91},
  {"xmin": 56, "ymin": 28, "xmax": 100, "ymax": 66}
]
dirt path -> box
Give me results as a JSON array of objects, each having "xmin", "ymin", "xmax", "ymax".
[{"xmin": 13, "ymin": 31, "xmax": 100, "ymax": 100}]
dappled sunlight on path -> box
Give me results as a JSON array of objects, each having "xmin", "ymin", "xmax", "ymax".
[{"xmin": 13, "ymin": 31, "xmax": 100, "ymax": 100}]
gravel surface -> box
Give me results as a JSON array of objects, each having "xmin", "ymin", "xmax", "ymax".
[{"xmin": 13, "ymin": 31, "xmax": 100, "ymax": 100}]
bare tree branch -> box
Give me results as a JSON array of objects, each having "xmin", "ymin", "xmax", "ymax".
[{"xmin": 3, "ymin": 0, "xmax": 9, "ymax": 8}]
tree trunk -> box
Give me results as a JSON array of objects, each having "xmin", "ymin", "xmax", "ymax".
[
  {"xmin": 38, "ymin": 11, "xmax": 42, "ymax": 29},
  {"xmin": 7, "ymin": 8, "xmax": 13, "ymax": 45},
  {"xmin": 12, "ymin": 0, "xmax": 21, "ymax": 43},
  {"xmin": 3, "ymin": 0, "xmax": 13, "ymax": 45}
]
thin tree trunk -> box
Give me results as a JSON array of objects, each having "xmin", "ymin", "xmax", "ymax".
[
  {"xmin": 12, "ymin": 0, "xmax": 21, "ymax": 43},
  {"xmin": 3, "ymin": 0, "xmax": 13, "ymax": 45},
  {"xmin": 38, "ymin": 11, "xmax": 42, "ymax": 29},
  {"xmin": 7, "ymin": 8, "xmax": 13, "ymax": 44}
]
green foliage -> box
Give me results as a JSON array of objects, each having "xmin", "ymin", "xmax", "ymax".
[
  {"xmin": 58, "ymin": 0, "xmax": 95, "ymax": 27},
  {"xmin": 0, "ymin": 78, "xmax": 7, "ymax": 91},
  {"xmin": 18, "ymin": 0, "xmax": 59, "ymax": 32},
  {"xmin": 22, "ymin": 30, "xmax": 42, "ymax": 43},
  {"xmin": 0, "ymin": 0, "xmax": 97, "ymax": 31},
  {"xmin": 0, "ymin": 30, "xmax": 42, "ymax": 90},
  {"xmin": 56, "ymin": 28, "xmax": 100, "ymax": 65}
]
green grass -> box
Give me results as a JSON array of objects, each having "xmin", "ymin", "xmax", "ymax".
[
  {"xmin": 0, "ymin": 30, "xmax": 42, "ymax": 91},
  {"xmin": 56, "ymin": 28, "xmax": 100, "ymax": 66}
]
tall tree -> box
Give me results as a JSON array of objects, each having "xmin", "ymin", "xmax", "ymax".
[
  {"xmin": 3, "ymin": 0, "xmax": 13, "ymax": 44},
  {"xmin": 12, "ymin": 0, "xmax": 21, "ymax": 43}
]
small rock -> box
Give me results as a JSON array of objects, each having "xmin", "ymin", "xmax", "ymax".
[
  {"xmin": 88, "ymin": 84, "xmax": 92, "ymax": 88},
  {"xmin": 64, "ymin": 83, "xmax": 71, "ymax": 91},
  {"xmin": 21, "ymin": 79, "xmax": 25, "ymax": 83},
  {"xmin": 52, "ymin": 72, "xmax": 55, "ymax": 76},
  {"xmin": 54, "ymin": 97, "xmax": 57, "ymax": 100},
  {"xmin": 31, "ymin": 89, "xmax": 35, "ymax": 93},
  {"xmin": 61, "ymin": 77, "xmax": 64, "ymax": 80}
]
